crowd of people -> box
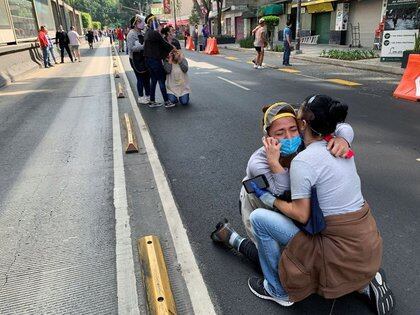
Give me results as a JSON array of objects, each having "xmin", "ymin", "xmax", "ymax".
[{"xmin": 127, "ymin": 14, "xmax": 190, "ymax": 108}]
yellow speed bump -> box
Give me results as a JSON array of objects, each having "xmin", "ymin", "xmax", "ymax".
[
  {"xmin": 123, "ymin": 113, "xmax": 139, "ymax": 153},
  {"xmin": 117, "ymin": 83, "xmax": 125, "ymax": 98},
  {"xmin": 325, "ymin": 78, "xmax": 362, "ymax": 87},
  {"xmin": 138, "ymin": 235, "xmax": 177, "ymax": 315},
  {"xmin": 278, "ymin": 68, "xmax": 301, "ymax": 73}
]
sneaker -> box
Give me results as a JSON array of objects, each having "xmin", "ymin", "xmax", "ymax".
[
  {"xmin": 138, "ymin": 96, "xmax": 147, "ymax": 104},
  {"xmin": 48, "ymin": 64, "xmax": 54, "ymax": 67},
  {"xmin": 148, "ymin": 101, "xmax": 162, "ymax": 108},
  {"xmin": 144, "ymin": 96, "xmax": 150, "ymax": 104},
  {"xmin": 248, "ymin": 277, "xmax": 294, "ymax": 307},
  {"xmin": 210, "ymin": 219, "xmax": 234, "ymax": 245},
  {"xmin": 257, "ymin": 65, "xmax": 265, "ymax": 69},
  {"xmin": 253, "ymin": 64, "xmax": 258, "ymax": 69},
  {"xmin": 369, "ymin": 269, "xmax": 395, "ymax": 315},
  {"xmin": 164, "ymin": 101, "xmax": 176, "ymax": 108}
]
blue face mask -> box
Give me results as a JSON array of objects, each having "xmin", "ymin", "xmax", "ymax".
[{"xmin": 279, "ymin": 136, "xmax": 302, "ymax": 156}]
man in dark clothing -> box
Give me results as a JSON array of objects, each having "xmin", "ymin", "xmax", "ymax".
[
  {"xmin": 144, "ymin": 14, "xmax": 175, "ymax": 108},
  {"xmin": 55, "ymin": 25, "xmax": 73, "ymax": 63},
  {"xmin": 283, "ymin": 21, "xmax": 292, "ymax": 66}
]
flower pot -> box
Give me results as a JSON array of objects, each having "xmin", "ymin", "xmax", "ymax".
[{"xmin": 401, "ymin": 50, "xmax": 420, "ymax": 68}]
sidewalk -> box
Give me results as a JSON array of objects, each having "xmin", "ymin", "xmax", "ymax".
[{"xmin": 222, "ymin": 43, "xmax": 404, "ymax": 75}]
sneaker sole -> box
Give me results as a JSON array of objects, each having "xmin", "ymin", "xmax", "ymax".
[
  {"xmin": 248, "ymin": 279, "xmax": 294, "ymax": 307},
  {"xmin": 370, "ymin": 269, "xmax": 394, "ymax": 315},
  {"xmin": 148, "ymin": 104, "xmax": 162, "ymax": 108}
]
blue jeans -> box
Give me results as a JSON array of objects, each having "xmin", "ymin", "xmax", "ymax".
[
  {"xmin": 194, "ymin": 38, "xmax": 199, "ymax": 51},
  {"xmin": 168, "ymin": 93, "xmax": 189, "ymax": 105},
  {"xmin": 250, "ymin": 208, "xmax": 299, "ymax": 298},
  {"xmin": 48, "ymin": 46, "xmax": 56, "ymax": 63},
  {"xmin": 283, "ymin": 42, "xmax": 291, "ymax": 65},
  {"xmin": 145, "ymin": 58, "xmax": 168, "ymax": 102},
  {"xmin": 41, "ymin": 47, "xmax": 49, "ymax": 67}
]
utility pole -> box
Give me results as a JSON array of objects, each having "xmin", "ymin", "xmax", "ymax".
[
  {"xmin": 173, "ymin": 0, "xmax": 177, "ymax": 29},
  {"xmin": 295, "ymin": 0, "xmax": 302, "ymax": 53}
]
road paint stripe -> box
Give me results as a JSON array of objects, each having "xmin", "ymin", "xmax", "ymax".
[
  {"xmin": 116, "ymin": 52, "xmax": 217, "ymax": 315},
  {"xmin": 225, "ymin": 56, "xmax": 239, "ymax": 60},
  {"xmin": 325, "ymin": 78, "xmax": 362, "ymax": 86},
  {"xmin": 217, "ymin": 76, "xmax": 250, "ymax": 91},
  {"xmin": 109, "ymin": 46, "xmax": 140, "ymax": 315},
  {"xmin": 278, "ymin": 68, "xmax": 301, "ymax": 73},
  {"xmin": 247, "ymin": 61, "xmax": 254, "ymax": 65},
  {"xmin": 416, "ymin": 158, "xmax": 420, "ymax": 162}
]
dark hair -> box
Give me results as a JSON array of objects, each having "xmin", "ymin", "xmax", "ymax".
[
  {"xmin": 287, "ymin": 20, "xmax": 292, "ymax": 27},
  {"xmin": 301, "ymin": 94, "xmax": 348, "ymax": 136},
  {"xmin": 161, "ymin": 26, "xmax": 170, "ymax": 36}
]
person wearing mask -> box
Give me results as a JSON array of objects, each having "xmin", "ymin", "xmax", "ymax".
[
  {"xmin": 192, "ymin": 24, "xmax": 199, "ymax": 51},
  {"xmin": 38, "ymin": 26, "xmax": 52, "ymax": 68},
  {"xmin": 127, "ymin": 15, "xmax": 151, "ymax": 105},
  {"xmin": 248, "ymin": 95, "xmax": 394, "ymax": 315},
  {"xmin": 161, "ymin": 26, "xmax": 181, "ymax": 50},
  {"xmin": 45, "ymin": 27, "xmax": 57, "ymax": 65},
  {"xmin": 283, "ymin": 21, "xmax": 293, "ymax": 66},
  {"xmin": 252, "ymin": 18, "xmax": 267, "ymax": 69},
  {"xmin": 56, "ymin": 25, "xmax": 73, "ymax": 63},
  {"xmin": 144, "ymin": 14, "xmax": 175, "ymax": 108},
  {"xmin": 211, "ymin": 102, "xmax": 354, "ymax": 267},
  {"xmin": 68, "ymin": 26, "xmax": 82, "ymax": 62},
  {"xmin": 163, "ymin": 49, "xmax": 190, "ymax": 106}
]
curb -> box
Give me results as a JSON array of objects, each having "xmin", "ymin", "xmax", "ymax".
[{"xmin": 221, "ymin": 45, "xmax": 404, "ymax": 76}]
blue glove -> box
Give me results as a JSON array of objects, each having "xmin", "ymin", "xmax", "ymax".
[{"xmin": 251, "ymin": 182, "xmax": 276, "ymax": 208}]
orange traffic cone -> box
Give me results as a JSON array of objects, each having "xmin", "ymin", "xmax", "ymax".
[
  {"xmin": 206, "ymin": 37, "xmax": 219, "ymax": 55},
  {"xmin": 186, "ymin": 36, "xmax": 195, "ymax": 51},
  {"xmin": 393, "ymin": 54, "xmax": 420, "ymax": 102}
]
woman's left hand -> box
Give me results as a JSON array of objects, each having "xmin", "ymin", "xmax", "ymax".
[
  {"xmin": 263, "ymin": 136, "xmax": 280, "ymax": 163},
  {"xmin": 327, "ymin": 137, "xmax": 350, "ymax": 158}
]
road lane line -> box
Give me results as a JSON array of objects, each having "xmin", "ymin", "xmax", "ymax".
[
  {"xmin": 325, "ymin": 78, "xmax": 362, "ymax": 86},
  {"xmin": 116, "ymin": 53, "xmax": 217, "ymax": 315},
  {"xmin": 278, "ymin": 68, "xmax": 301, "ymax": 73},
  {"xmin": 217, "ymin": 76, "xmax": 250, "ymax": 91},
  {"xmin": 109, "ymin": 46, "xmax": 140, "ymax": 315},
  {"xmin": 225, "ymin": 56, "xmax": 239, "ymax": 60}
]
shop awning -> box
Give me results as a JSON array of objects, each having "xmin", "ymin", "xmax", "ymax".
[
  {"xmin": 306, "ymin": 2, "xmax": 333, "ymax": 13},
  {"xmin": 292, "ymin": 0, "xmax": 336, "ymax": 8},
  {"xmin": 260, "ymin": 4, "xmax": 284, "ymax": 15}
]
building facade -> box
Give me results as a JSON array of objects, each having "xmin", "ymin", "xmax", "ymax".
[{"xmin": 0, "ymin": 0, "xmax": 83, "ymax": 45}]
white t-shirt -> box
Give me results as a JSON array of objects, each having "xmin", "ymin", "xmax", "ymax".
[
  {"xmin": 290, "ymin": 141, "xmax": 364, "ymax": 216},
  {"xmin": 68, "ymin": 30, "xmax": 80, "ymax": 46}
]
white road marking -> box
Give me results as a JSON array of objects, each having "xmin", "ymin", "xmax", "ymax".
[
  {"xmin": 217, "ymin": 76, "xmax": 250, "ymax": 91},
  {"xmin": 416, "ymin": 158, "xmax": 420, "ymax": 162},
  {"xmin": 116, "ymin": 53, "xmax": 217, "ymax": 315},
  {"xmin": 109, "ymin": 46, "xmax": 140, "ymax": 315}
]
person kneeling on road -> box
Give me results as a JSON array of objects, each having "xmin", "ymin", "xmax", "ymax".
[
  {"xmin": 163, "ymin": 50, "xmax": 190, "ymax": 106},
  {"xmin": 248, "ymin": 95, "xmax": 394, "ymax": 315}
]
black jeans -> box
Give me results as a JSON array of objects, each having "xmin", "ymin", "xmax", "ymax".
[
  {"xmin": 60, "ymin": 44, "xmax": 73, "ymax": 62},
  {"xmin": 283, "ymin": 42, "xmax": 291, "ymax": 65},
  {"xmin": 129, "ymin": 59, "xmax": 150, "ymax": 97},
  {"xmin": 145, "ymin": 58, "xmax": 168, "ymax": 102}
]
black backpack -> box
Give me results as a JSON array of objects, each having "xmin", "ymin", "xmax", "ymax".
[{"xmin": 132, "ymin": 34, "xmax": 147, "ymax": 74}]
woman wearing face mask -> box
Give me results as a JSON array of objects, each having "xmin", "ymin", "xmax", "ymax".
[
  {"xmin": 211, "ymin": 102, "xmax": 354, "ymax": 267},
  {"xmin": 248, "ymin": 95, "xmax": 394, "ymax": 315},
  {"xmin": 127, "ymin": 15, "xmax": 151, "ymax": 105},
  {"xmin": 163, "ymin": 50, "xmax": 190, "ymax": 106}
]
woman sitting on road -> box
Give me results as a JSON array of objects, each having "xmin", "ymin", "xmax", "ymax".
[
  {"xmin": 211, "ymin": 102, "xmax": 353, "ymax": 266},
  {"xmin": 248, "ymin": 95, "xmax": 394, "ymax": 315},
  {"xmin": 163, "ymin": 49, "xmax": 190, "ymax": 106}
]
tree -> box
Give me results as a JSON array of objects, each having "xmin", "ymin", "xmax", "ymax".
[
  {"xmin": 260, "ymin": 15, "xmax": 279, "ymax": 50},
  {"xmin": 81, "ymin": 12, "xmax": 92, "ymax": 29},
  {"xmin": 92, "ymin": 21, "xmax": 102, "ymax": 30},
  {"xmin": 189, "ymin": 8, "xmax": 199, "ymax": 26}
]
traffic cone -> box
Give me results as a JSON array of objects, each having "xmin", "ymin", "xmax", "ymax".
[
  {"xmin": 206, "ymin": 37, "xmax": 219, "ymax": 55},
  {"xmin": 393, "ymin": 54, "xmax": 420, "ymax": 102},
  {"xmin": 186, "ymin": 36, "xmax": 195, "ymax": 51}
]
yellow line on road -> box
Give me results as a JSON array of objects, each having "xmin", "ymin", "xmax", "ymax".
[
  {"xmin": 325, "ymin": 78, "xmax": 362, "ymax": 86},
  {"xmin": 278, "ymin": 68, "xmax": 301, "ymax": 73},
  {"xmin": 247, "ymin": 61, "xmax": 254, "ymax": 65},
  {"xmin": 225, "ymin": 56, "xmax": 239, "ymax": 61}
]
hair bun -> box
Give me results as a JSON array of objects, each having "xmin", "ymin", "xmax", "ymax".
[{"xmin": 328, "ymin": 101, "xmax": 348, "ymax": 124}]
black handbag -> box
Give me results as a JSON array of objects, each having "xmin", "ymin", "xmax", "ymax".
[
  {"xmin": 132, "ymin": 34, "xmax": 147, "ymax": 74},
  {"xmin": 294, "ymin": 187, "xmax": 326, "ymax": 235}
]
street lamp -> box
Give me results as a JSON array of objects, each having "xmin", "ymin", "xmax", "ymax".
[{"xmin": 295, "ymin": 0, "xmax": 302, "ymax": 54}]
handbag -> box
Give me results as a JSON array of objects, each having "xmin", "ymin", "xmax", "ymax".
[
  {"xmin": 132, "ymin": 34, "xmax": 147, "ymax": 74},
  {"xmin": 294, "ymin": 187, "xmax": 326, "ymax": 235}
]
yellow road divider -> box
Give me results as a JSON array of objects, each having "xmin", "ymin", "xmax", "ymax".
[
  {"xmin": 123, "ymin": 113, "xmax": 139, "ymax": 153},
  {"xmin": 278, "ymin": 68, "xmax": 301, "ymax": 73},
  {"xmin": 325, "ymin": 78, "xmax": 362, "ymax": 87},
  {"xmin": 117, "ymin": 83, "xmax": 125, "ymax": 98},
  {"xmin": 225, "ymin": 56, "xmax": 239, "ymax": 61},
  {"xmin": 138, "ymin": 235, "xmax": 177, "ymax": 315}
]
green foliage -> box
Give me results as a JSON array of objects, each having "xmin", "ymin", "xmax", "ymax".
[
  {"xmin": 413, "ymin": 33, "xmax": 420, "ymax": 53},
  {"xmin": 81, "ymin": 12, "xmax": 92, "ymax": 29},
  {"xmin": 92, "ymin": 21, "xmax": 101, "ymax": 30},
  {"xmin": 239, "ymin": 36, "xmax": 254, "ymax": 48},
  {"xmin": 261, "ymin": 15, "xmax": 280, "ymax": 28},
  {"xmin": 320, "ymin": 49, "xmax": 379, "ymax": 60},
  {"xmin": 274, "ymin": 44, "xmax": 284, "ymax": 52},
  {"xmin": 189, "ymin": 8, "xmax": 200, "ymax": 25}
]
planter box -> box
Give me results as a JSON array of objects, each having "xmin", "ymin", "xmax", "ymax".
[{"xmin": 401, "ymin": 50, "xmax": 420, "ymax": 68}]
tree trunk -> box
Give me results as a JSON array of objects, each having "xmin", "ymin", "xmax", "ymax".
[{"xmin": 217, "ymin": 1, "xmax": 222, "ymax": 35}]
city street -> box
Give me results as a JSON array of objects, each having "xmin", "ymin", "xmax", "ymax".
[{"xmin": 0, "ymin": 42, "xmax": 418, "ymax": 314}]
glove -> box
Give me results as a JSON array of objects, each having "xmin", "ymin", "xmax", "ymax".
[{"xmin": 251, "ymin": 182, "xmax": 276, "ymax": 208}]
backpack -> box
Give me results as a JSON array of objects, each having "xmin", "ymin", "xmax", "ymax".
[{"xmin": 132, "ymin": 34, "xmax": 147, "ymax": 74}]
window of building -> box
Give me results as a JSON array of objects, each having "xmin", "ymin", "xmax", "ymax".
[
  {"xmin": 8, "ymin": 0, "xmax": 38, "ymax": 39},
  {"xmin": 226, "ymin": 18, "xmax": 231, "ymax": 35},
  {"xmin": 34, "ymin": 0, "xmax": 56, "ymax": 33},
  {"xmin": 0, "ymin": 0, "xmax": 12, "ymax": 29}
]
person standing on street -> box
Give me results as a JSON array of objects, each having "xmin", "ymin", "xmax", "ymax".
[
  {"xmin": 252, "ymin": 18, "xmax": 266, "ymax": 69},
  {"xmin": 68, "ymin": 26, "xmax": 82, "ymax": 62},
  {"xmin": 144, "ymin": 14, "xmax": 175, "ymax": 108},
  {"xmin": 202, "ymin": 24, "xmax": 209, "ymax": 50},
  {"xmin": 45, "ymin": 27, "xmax": 58, "ymax": 65},
  {"xmin": 38, "ymin": 26, "xmax": 52, "ymax": 68},
  {"xmin": 116, "ymin": 26, "xmax": 125, "ymax": 52},
  {"xmin": 283, "ymin": 21, "xmax": 292, "ymax": 66},
  {"xmin": 87, "ymin": 29, "xmax": 94, "ymax": 49},
  {"xmin": 184, "ymin": 28, "xmax": 190, "ymax": 48},
  {"xmin": 192, "ymin": 24, "xmax": 199, "ymax": 51},
  {"xmin": 56, "ymin": 25, "xmax": 73, "ymax": 63},
  {"xmin": 127, "ymin": 15, "xmax": 151, "ymax": 105}
]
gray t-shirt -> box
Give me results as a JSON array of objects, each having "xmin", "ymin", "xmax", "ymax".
[
  {"xmin": 245, "ymin": 123, "xmax": 354, "ymax": 196},
  {"xmin": 290, "ymin": 141, "xmax": 364, "ymax": 216}
]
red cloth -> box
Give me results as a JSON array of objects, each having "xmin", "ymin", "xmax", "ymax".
[
  {"xmin": 324, "ymin": 134, "xmax": 354, "ymax": 158},
  {"xmin": 116, "ymin": 29, "xmax": 124, "ymax": 41},
  {"xmin": 38, "ymin": 31, "xmax": 48, "ymax": 48}
]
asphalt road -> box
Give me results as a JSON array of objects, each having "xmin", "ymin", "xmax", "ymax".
[{"xmin": 122, "ymin": 48, "xmax": 420, "ymax": 314}]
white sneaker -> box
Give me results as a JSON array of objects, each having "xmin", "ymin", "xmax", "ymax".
[
  {"xmin": 253, "ymin": 64, "xmax": 258, "ymax": 69},
  {"xmin": 144, "ymin": 96, "xmax": 150, "ymax": 104},
  {"xmin": 164, "ymin": 100, "xmax": 176, "ymax": 108},
  {"xmin": 257, "ymin": 65, "xmax": 265, "ymax": 69},
  {"xmin": 138, "ymin": 96, "xmax": 148, "ymax": 104},
  {"xmin": 137, "ymin": 97, "xmax": 143, "ymax": 104}
]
